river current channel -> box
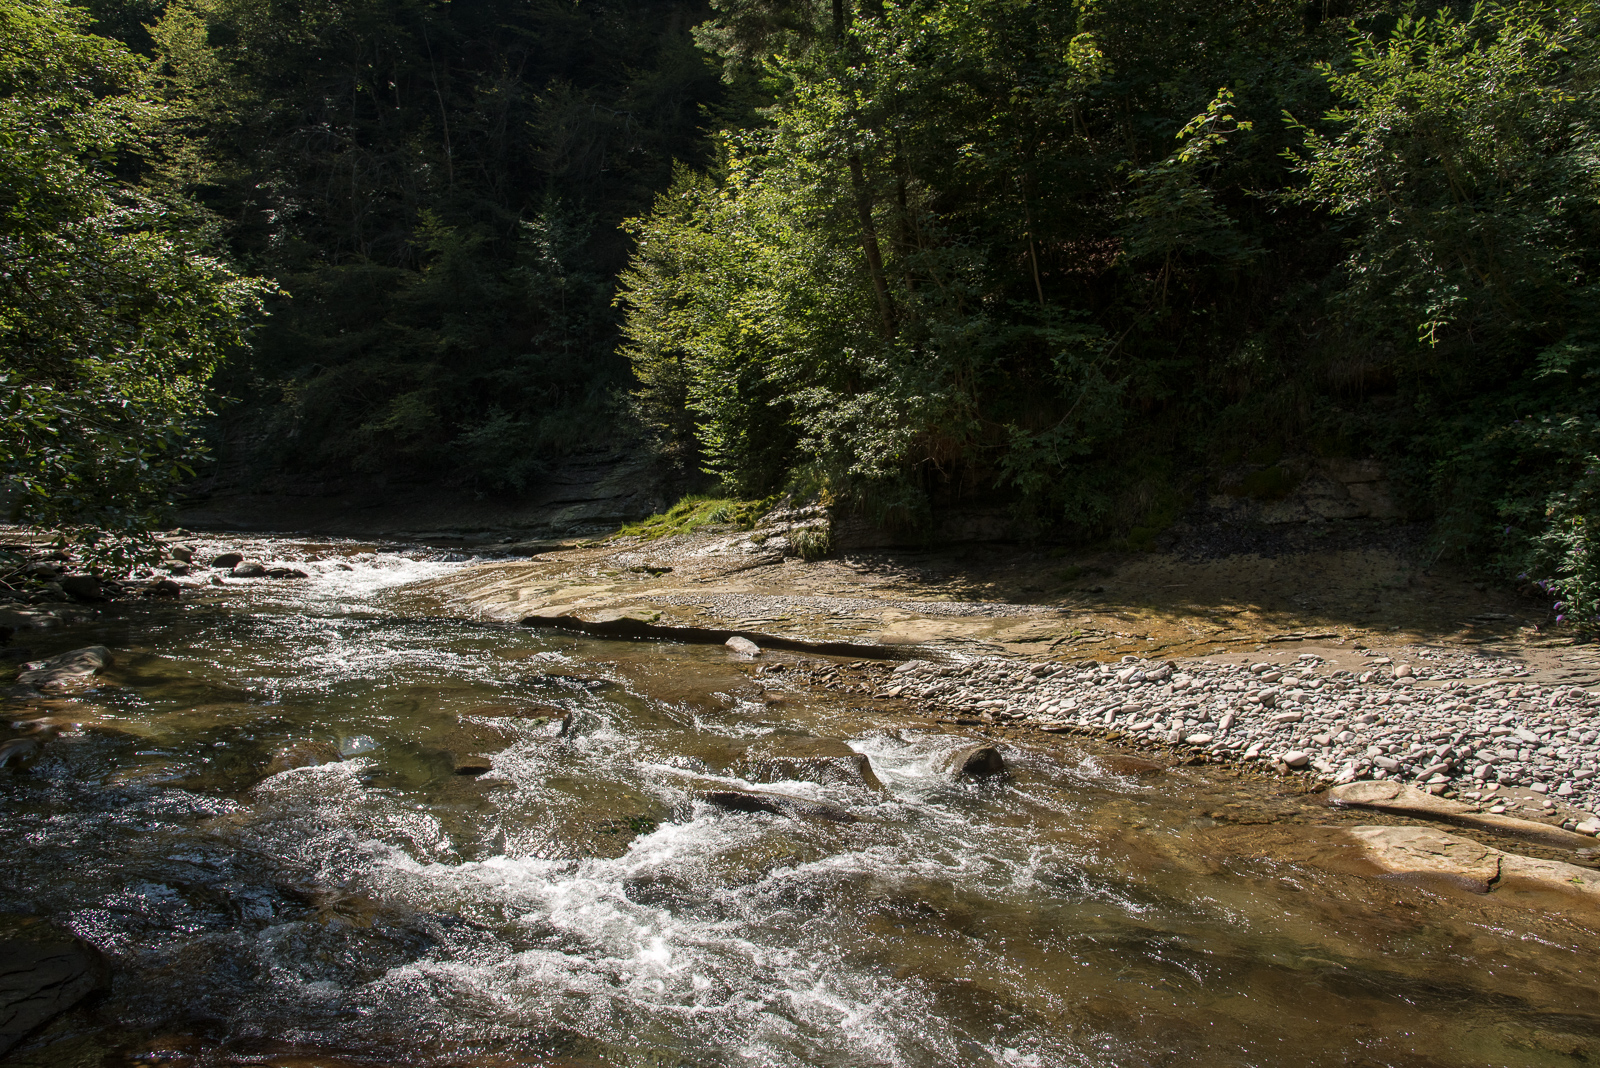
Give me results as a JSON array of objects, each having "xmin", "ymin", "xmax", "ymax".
[{"xmin": 3, "ymin": 537, "xmax": 1600, "ymax": 1067}]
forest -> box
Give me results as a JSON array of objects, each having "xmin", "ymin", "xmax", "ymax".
[{"xmin": 3, "ymin": 0, "xmax": 1599, "ymax": 620}]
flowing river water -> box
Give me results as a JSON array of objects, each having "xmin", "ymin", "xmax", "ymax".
[{"xmin": 3, "ymin": 537, "xmax": 1600, "ymax": 1067}]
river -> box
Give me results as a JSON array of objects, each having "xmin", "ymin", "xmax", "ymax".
[{"xmin": 2, "ymin": 536, "xmax": 1598, "ymax": 1066}]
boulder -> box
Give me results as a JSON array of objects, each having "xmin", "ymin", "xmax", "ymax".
[
  {"xmin": 725, "ymin": 635, "xmax": 761, "ymax": 657},
  {"xmin": 210, "ymin": 552, "xmax": 243, "ymax": 569},
  {"xmin": 0, "ymin": 935, "xmax": 109, "ymax": 1055},
  {"xmin": 230, "ymin": 561, "xmax": 267, "ymax": 578},
  {"xmin": 162, "ymin": 561, "xmax": 190, "ymax": 576},
  {"xmin": 265, "ymin": 567, "xmax": 309, "ymax": 579},
  {"xmin": 142, "ymin": 579, "xmax": 181, "ymax": 598},
  {"xmin": 166, "ymin": 545, "xmax": 193, "ymax": 563},
  {"xmin": 736, "ymin": 736, "xmax": 881, "ymax": 789},
  {"xmin": 16, "ymin": 646, "xmax": 112, "ymax": 691},
  {"xmin": 945, "ymin": 743, "xmax": 1006, "ymax": 780},
  {"xmin": 56, "ymin": 575, "xmax": 103, "ymax": 602}
]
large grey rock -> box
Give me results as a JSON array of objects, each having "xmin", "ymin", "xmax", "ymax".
[
  {"xmin": 0, "ymin": 936, "xmax": 108, "ymax": 1055},
  {"xmin": 15, "ymin": 646, "xmax": 112, "ymax": 691},
  {"xmin": 737, "ymin": 737, "xmax": 881, "ymax": 789},
  {"xmin": 725, "ymin": 635, "xmax": 761, "ymax": 657},
  {"xmin": 209, "ymin": 552, "xmax": 243, "ymax": 569}
]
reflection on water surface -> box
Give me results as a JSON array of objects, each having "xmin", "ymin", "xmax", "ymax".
[{"xmin": 1, "ymin": 537, "xmax": 1598, "ymax": 1066}]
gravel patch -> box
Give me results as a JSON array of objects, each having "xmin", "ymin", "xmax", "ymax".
[{"xmin": 788, "ymin": 646, "xmax": 1600, "ymax": 830}]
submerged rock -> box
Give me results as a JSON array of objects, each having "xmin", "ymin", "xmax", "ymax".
[
  {"xmin": 453, "ymin": 756, "xmax": 493, "ymax": 776},
  {"xmin": 264, "ymin": 742, "xmax": 343, "ymax": 776},
  {"xmin": 1350, "ymin": 824, "xmax": 1600, "ymax": 899},
  {"xmin": 0, "ymin": 933, "xmax": 109, "ymax": 1055},
  {"xmin": 737, "ymin": 737, "xmax": 881, "ymax": 789},
  {"xmin": 700, "ymin": 789, "xmax": 858, "ymax": 822},
  {"xmin": 0, "ymin": 738, "xmax": 42, "ymax": 770},
  {"xmin": 16, "ymin": 646, "xmax": 112, "ymax": 691}
]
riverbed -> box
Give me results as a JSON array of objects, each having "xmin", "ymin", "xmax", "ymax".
[{"xmin": 3, "ymin": 537, "xmax": 1599, "ymax": 1066}]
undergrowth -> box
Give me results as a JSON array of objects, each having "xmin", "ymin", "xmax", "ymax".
[{"xmin": 615, "ymin": 496, "xmax": 775, "ymax": 540}]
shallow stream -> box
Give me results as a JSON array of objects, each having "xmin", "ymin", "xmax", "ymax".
[{"xmin": 3, "ymin": 538, "xmax": 1599, "ymax": 1067}]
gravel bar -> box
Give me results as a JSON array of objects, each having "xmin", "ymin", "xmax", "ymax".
[{"xmin": 852, "ymin": 647, "xmax": 1600, "ymax": 832}]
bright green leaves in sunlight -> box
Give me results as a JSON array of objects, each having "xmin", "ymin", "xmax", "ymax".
[{"xmin": 0, "ymin": 0, "xmax": 268, "ymax": 562}]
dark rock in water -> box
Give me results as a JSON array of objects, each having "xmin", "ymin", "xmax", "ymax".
[
  {"xmin": 701, "ymin": 789, "xmax": 858, "ymax": 823},
  {"xmin": 0, "ymin": 738, "xmax": 42, "ymax": 770},
  {"xmin": 737, "ymin": 737, "xmax": 882, "ymax": 789},
  {"xmin": 334, "ymin": 563, "xmax": 354, "ymax": 571},
  {"xmin": 0, "ymin": 935, "xmax": 109, "ymax": 1055},
  {"xmin": 526, "ymin": 673, "xmax": 616, "ymax": 692},
  {"xmin": 162, "ymin": 560, "xmax": 191, "ymax": 576},
  {"xmin": 231, "ymin": 561, "xmax": 267, "ymax": 578},
  {"xmin": 57, "ymin": 575, "xmax": 104, "ymax": 602},
  {"xmin": 453, "ymin": 756, "xmax": 493, "ymax": 776},
  {"xmin": 265, "ymin": 567, "xmax": 309, "ymax": 579},
  {"xmin": 166, "ymin": 545, "xmax": 194, "ymax": 563},
  {"xmin": 210, "ymin": 552, "xmax": 243, "ymax": 569},
  {"xmin": 946, "ymin": 743, "xmax": 1006, "ymax": 780},
  {"xmin": 142, "ymin": 578, "xmax": 181, "ymax": 598},
  {"xmin": 16, "ymin": 646, "xmax": 112, "ymax": 690},
  {"xmin": 264, "ymin": 742, "xmax": 343, "ymax": 776}
]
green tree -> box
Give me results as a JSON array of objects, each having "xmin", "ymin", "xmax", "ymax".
[{"xmin": 0, "ymin": 0, "xmax": 267, "ymax": 561}]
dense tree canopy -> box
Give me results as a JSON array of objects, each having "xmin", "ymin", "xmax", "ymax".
[{"xmin": 617, "ymin": 0, "xmax": 1600, "ymax": 620}]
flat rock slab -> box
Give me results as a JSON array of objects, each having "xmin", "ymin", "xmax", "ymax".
[
  {"xmin": 0, "ymin": 937, "xmax": 108, "ymax": 1055},
  {"xmin": 1327, "ymin": 781, "xmax": 1594, "ymax": 849},
  {"xmin": 1349, "ymin": 825, "xmax": 1600, "ymax": 898}
]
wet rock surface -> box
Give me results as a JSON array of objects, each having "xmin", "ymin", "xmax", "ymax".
[
  {"xmin": 0, "ymin": 932, "xmax": 108, "ymax": 1055},
  {"xmin": 734, "ymin": 736, "xmax": 883, "ymax": 790}
]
